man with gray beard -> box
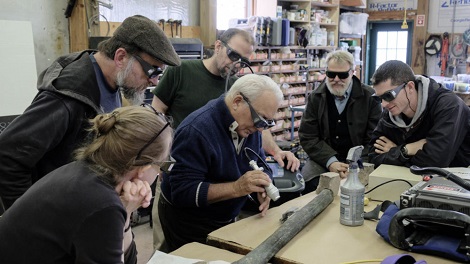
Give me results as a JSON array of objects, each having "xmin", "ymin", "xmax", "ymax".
[
  {"xmin": 0, "ymin": 15, "xmax": 180, "ymax": 210},
  {"xmin": 298, "ymin": 50, "xmax": 381, "ymax": 193}
]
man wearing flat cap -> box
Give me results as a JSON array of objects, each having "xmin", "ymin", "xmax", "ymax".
[{"xmin": 0, "ymin": 15, "xmax": 180, "ymax": 212}]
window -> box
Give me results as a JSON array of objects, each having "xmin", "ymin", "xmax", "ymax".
[{"xmin": 216, "ymin": 0, "xmax": 249, "ymax": 30}]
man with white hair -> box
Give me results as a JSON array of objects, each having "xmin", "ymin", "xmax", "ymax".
[
  {"xmin": 158, "ymin": 74, "xmax": 283, "ymax": 251},
  {"xmin": 299, "ymin": 50, "xmax": 382, "ymax": 193}
]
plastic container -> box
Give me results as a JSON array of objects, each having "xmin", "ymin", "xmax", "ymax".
[
  {"xmin": 339, "ymin": 13, "xmax": 354, "ymax": 34},
  {"xmin": 328, "ymin": 31, "xmax": 335, "ymax": 46},
  {"xmin": 340, "ymin": 165, "xmax": 365, "ymax": 226},
  {"xmin": 281, "ymin": 19, "xmax": 290, "ymax": 46},
  {"xmin": 289, "ymin": 27, "xmax": 295, "ymax": 45},
  {"xmin": 353, "ymin": 13, "xmax": 369, "ymax": 35}
]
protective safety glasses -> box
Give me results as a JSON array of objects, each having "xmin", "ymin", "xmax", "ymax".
[
  {"xmin": 325, "ymin": 70, "xmax": 351, "ymax": 79},
  {"xmin": 240, "ymin": 92, "xmax": 276, "ymax": 129},
  {"xmin": 136, "ymin": 103, "xmax": 173, "ymax": 160},
  {"xmin": 373, "ymin": 83, "xmax": 406, "ymax": 102},
  {"xmin": 133, "ymin": 54, "xmax": 164, "ymax": 79},
  {"xmin": 221, "ymin": 41, "xmax": 250, "ymax": 68}
]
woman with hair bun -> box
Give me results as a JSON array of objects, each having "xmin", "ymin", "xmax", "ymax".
[{"xmin": 0, "ymin": 105, "xmax": 173, "ymax": 264}]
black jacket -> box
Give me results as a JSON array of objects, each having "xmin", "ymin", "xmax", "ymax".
[
  {"xmin": 0, "ymin": 51, "xmax": 102, "ymax": 209},
  {"xmin": 369, "ymin": 78, "xmax": 470, "ymax": 168},
  {"xmin": 299, "ymin": 76, "xmax": 382, "ymax": 166}
]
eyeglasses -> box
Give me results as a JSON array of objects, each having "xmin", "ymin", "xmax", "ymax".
[
  {"xmin": 136, "ymin": 103, "xmax": 173, "ymax": 160},
  {"xmin": 325, "ymin": 70, "xmax": 351, "ymax": 79},
  {"xmin": 133, "ymin": 54, "xmax": 164, "ymax": 79},
  {"xmin": 239, "ymin": 92, "xmax": 276, "ymax": 129},
  {"xmin": 373, "ymin": 83, "xmax": 406, "ymax": 102},
  {"xmin": 221, "ymin": 41, "xmax": 250, "ymax": 68},
  {"xmin": 152, "ymin": 160, "xmax": 176, "ymax": 174}
]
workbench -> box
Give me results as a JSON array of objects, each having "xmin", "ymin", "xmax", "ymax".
[{"xmin": 207, "ymin": 191, "xmax": 459, "ymax": 264}]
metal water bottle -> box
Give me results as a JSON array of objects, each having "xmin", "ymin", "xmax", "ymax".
[{"xmin": 340, "ymin": 146, "xmax": 365, "ymax": 226}]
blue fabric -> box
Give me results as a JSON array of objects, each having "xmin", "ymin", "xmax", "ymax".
[
  {"xmin": 376, "ymin": 203, "xmax": 400, "ymax": 243},
  {"xmin": 376, "ymin": 204, "xmax": 470, "ymax": 263},
  {"xmin": 161, "ymin": 95, "xmax": 270, "ymax": 222}
]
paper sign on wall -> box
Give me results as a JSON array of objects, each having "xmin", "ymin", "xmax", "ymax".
[
  {"xmin": 428, "ymin": 1, "xmax": 470, "ymax": 33},
  {"xmin": 368, "ymin": 0, "xmax": 418, "ymax": 11},
  {"xmin": 416, "ymin": 15, "xmax": 425, "ymax": 27}
]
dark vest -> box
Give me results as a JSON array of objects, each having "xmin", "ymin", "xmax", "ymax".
[{"xmin": 326, "ymin": 92, "xmax": 353, "ymax": 162}]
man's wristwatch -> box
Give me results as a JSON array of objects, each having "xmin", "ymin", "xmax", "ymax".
[{"xmin": 400, "ymin": 145, "xmax": 410, "ymax": 158}]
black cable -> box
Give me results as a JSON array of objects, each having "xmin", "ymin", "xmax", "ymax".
[
  {"xmin": 243, "ymin": 147, "xmax": 273, "ymax": 175},
  {"xmin": 405, "ymin": 83, "xmax": 416, "ymax": 112},
  {"xmin": 365, "ymin": 179, "xmax": 413, "ymax": 195},
  {"xmin": 224, "ymin": 60, "xmax": 254, "ymax": 93}
]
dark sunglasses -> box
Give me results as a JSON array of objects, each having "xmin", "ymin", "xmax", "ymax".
[
  {"xmin": 136, "ymin": 103, "xmax": 173, "ymax": 160},
  {"xmin": 240, "ymin": 92, "xmax": 276, "ymax": 129},
  {"xmin": 133, "ymin": 55, "xmax": 164, "ymax": 79},
  {"xmin": 373, "ymin": 83, "xmax": 406, "ymax": 102},
  {"xmin": 325, "ymin": 70, "xmax": 351, "ymax": 79},
  {"xmin": 221, "ymin": 41, "xmax": 250, "ymax": 68}
]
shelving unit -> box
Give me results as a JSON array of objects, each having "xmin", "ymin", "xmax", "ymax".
[
  {"xmin": 243, "ymin": 45, "xmax": 335, "ymax": 141},
  {"xmin": 277, "ymin": 0, "xmax": 340, "ymax": 48},
  {"xmin": 338, "ymin": 5, "xmax": 368, "ymax": 81}
]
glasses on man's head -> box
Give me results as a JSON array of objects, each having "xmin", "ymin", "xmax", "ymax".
[
  {"xmin": 373, "ymin": 83, "xmax": 406, "ymax": 102},
  {"xmin": 136, "ymin": 103, "xmax": 173, "ymax": 160},
  {"xmin": 239, "ymin": 92, "xmax": 276, "ymax": 129},
  {"xmin": 325, "ymin": 70, "xmax": 351, "ymax": 79},
  {"xmin": 133, "ymin": 54, "xmax": 164, "ymax": 79},
  {"xmin": 220, "ymin": 41, "xmax": 250, "ymax": 68}
]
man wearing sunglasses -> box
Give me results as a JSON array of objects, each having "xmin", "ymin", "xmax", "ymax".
[
  {"xmin": 299, "ymin": 50, "xmax": 382, "ymax": 192},
  {"xmin": 158, "ymin": 74, "xmax": 283, "ymax": 252},
  {"xmin": 150, "ymin": 28, "xmax": 300, "ymax": 251},
  {"xmin": 0, "ymin": 15, "xmax": 180, "ymax": 211},
  {"xmin": 369, "ymin": 60, "xmax": 470, "ymax": 168}
]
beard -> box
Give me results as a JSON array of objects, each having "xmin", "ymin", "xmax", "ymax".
[
  {"xmin": 326, "ymin": 78, "xmax": 350, "ymax": 97},
  {"xmin": 219, "ymin": 61, "xmax": 242, "ymax": 79},
  {"xmin": 117, "ymin": 57, "xmax": 147, "ymax": 105}
]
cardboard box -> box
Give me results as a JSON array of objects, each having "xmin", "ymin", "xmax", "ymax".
[
  {"xmin": 367, "ymin": 165, "xmax": 422, "ymax": 202},
  {"xmin": 340, "ymin": 0, "xmax": 366, "ymax": 7}
]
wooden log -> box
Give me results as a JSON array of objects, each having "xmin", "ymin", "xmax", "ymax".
[{"xmin": 233, "ymin": 189, "xmax": 334, "ymax": 264}]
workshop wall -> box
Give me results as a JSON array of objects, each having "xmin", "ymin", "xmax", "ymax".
[
  {"xmin": 99, "ymin": 0, "xmax": 200, "ymax": 26},
  {"xmin": 0, "ymin": 0, "xmax": 69, "ymax": 75}
]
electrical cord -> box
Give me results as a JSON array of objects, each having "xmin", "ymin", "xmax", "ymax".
[
  {"xmin": 340, "ymin": 259, "xmax": 383, "ymax": 264},
  {"xmin": 243, "ymin": 147, "xmax": 272, "ymax": 175},
  {"xmin": 364, "ymin": 179, "xmax": 413, "ymax": 195},
  {"xmin": 224, "ymin": 60, "xmax": 254, "ymax": 93}
]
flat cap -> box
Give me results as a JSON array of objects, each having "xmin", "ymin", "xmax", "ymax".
[{"xmin": 114, "ymin": 15, "xmax": 180, "ymax": 66}]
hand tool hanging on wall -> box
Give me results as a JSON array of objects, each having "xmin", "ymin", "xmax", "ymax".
[
  {"xmin": 424, "ymin": 35, "xmax": 442, "ymax": 56},
  {"xmin": 176, "ymin": 20, "xmax": 183, "ymax": 38},
  {"xmin": 158, "ymin": 19, "xmax": 165, "ymax": 32},
  {"xmin": 232, "ymin": 189, "xmax": 334, "ymax": 264},
  {"xmin": 450, "ymin": 35, "xmax": 465, "ymax": 58},
  {"xmin": 167, "ymin": 19, "xmax": 175, "ymax": 37},
  {"xmin": 441, "ymin": 32, "xmax": 449, "ymax": 76}
]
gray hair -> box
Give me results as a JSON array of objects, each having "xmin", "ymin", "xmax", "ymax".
[
  {"xmin": 226, "ymin": 74, "xmax": 283, "ymax": 102},
  {"xmin": 219, "ymin": 28, "xmax": 255, "ymax": 46},
  {"xmin": 371, "ymin": 60, "xmax": 415, "ymax": 86},
  {"xmin": 325, "ymin": 50, "xmax": 354, "ymax": 70}
]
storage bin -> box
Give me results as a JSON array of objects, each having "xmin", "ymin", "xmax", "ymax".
[
  {"xmin": 353, "ymin": 13, "xmax": 368, "ymax": 35},
  {"xmin": 340, "ymin": 12, "xmax": 368, "ymax": 35}
]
